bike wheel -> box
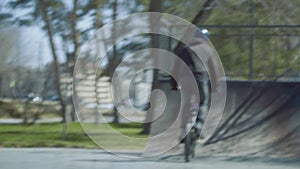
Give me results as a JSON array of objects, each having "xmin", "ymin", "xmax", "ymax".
[
  {"xmin": 191, "ymin": 128, "xmax": 198, "ymax": 157},
  {"xmin": 191, "ymin": 137, "xmax": 196, "ymax": 158},
  {"xmin": 184, "ymin": 131, "xmax": 192, "ymax": 162}
]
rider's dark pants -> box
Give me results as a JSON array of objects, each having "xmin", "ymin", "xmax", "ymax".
[
  {"xmin": 194, "ymin": 73, "xmax": 210, "ymax": 125},
  {"xmin": 179, "ymin": 72, "xmax": 210, "ymax": 138}
]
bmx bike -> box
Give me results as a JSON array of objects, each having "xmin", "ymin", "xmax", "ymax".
[{"xmin": 184, "ymin": 114, "xmax": 202, "ymax": 162}]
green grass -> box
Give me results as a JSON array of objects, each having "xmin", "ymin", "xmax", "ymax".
[{"xmin": 0, "ymin": 122, "xmax": 147, "ymax": 150}]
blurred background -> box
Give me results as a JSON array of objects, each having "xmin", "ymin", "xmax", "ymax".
[{"xmin": 0, "ymin": 0, "xmax": 299, "ymax": 159}]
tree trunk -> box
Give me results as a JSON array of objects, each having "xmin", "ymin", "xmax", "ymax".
[
  {"xmin": 141, "ymin": 0, "xmax": 163, "ymax": 134},
  {"xmin": 0, "ymin": 75, "xmax": 2, "ymax": 97},
  {"xmin": 174, "ymin": 0, "xmax": 216, "ymax": 54},
  {"xmin": 94, "ymin": 0, "xmax": 102, "ymax": 124},
  {"xmin": 95, "ymin": 0, "xmax": 102, "ymax": 29},
  {"xmin": 111, "ymin": 0, "xmax": 119, "ymax": 124},
  {"xmin": 72, "ymin": 0, "xmax": 79, "ymax": 61},
  {"xmin": 191, "ymin": 0, "xmax": 215, "ymax": 25},
  {"xmin": 68, "ymin": 0, "xmax": 79, "ymax": 122},
  {"xmin": 38, "ymin": 0, "xmax": 66, "ymax": 123}
]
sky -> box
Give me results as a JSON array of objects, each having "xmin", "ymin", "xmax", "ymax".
[
  {"xmin": 20, "ymin": 26, "xmax": 65, "ymax": 68},
  {"xmin": 0, "ymin": 0, "xmax": 119, "ymax": 69},
  {"xmin": 0, "ymin": 0, "xmax": 66, "ymax": 68},
  {"xmin": 2, "ymin": 25, "xmax": 66, "ymax": 68},
  {"xmin": 0, "ymin": 0, "xmax": 146, "ymax": 69}
]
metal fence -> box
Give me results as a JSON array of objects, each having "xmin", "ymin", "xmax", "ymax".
[
  {"xmin": 205, "ymin": 25, "xmax": 300, "ymax": 81},
  {"xmin": 161, "ymin": 24, "xmax": 300, "ymax": 81}
]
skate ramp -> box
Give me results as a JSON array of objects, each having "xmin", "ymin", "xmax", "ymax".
[
  {"xmin": 144, "ymin": 82, "xmax": 182, "ymax": 156},
  {"xmin": 145, "ymin": 80, "xmax": 300, "ymax": 158},
  {"xmin": 198, "ymin": 81, "xmax": 300, "ymax": 158}
]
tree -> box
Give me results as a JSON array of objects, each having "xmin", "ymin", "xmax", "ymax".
[
  {"xmin": 8, "ymin": 0, "xmax": 69, "ymax": 122},
  {"xmin": 203, "ymin": 0, "xmax": 300, "ymax": 79},
  {"xmin": 140, "ymin": 0, "xmax": 163, "ymax": 134},
  {"xmin": 105, "ymin": 0, "xmax": 119, "ymax": 123},
  {"xmin": 0, "ymin": 25, "xmax": 19, "ymax": 97},
  {"xmin": 37, "ymin": 0, "xmax": 67, "ymax": 123}
]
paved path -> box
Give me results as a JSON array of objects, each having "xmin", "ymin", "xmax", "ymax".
[
  {"xmin": 0, "ymin": 116, "xmax": 144, "ymax": 124},
  {"xmin": 0, "ymin": 148, "xmax": 299, "ymax": 169},
  {"xmin": 0, "ymin": 118, "xmax": 62, "ymax": 124}
]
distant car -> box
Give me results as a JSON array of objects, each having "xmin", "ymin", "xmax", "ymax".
[
  {"xmin": 47, "ymin": 95, "xmax": 59, "ymax": 101},
  {"xmin": 26, "ymin": 93, "xmax": 43, "ymax": 102},
  {"xmin": 32, "ymin": 96, "xmax": 43, "ymax": 102}
]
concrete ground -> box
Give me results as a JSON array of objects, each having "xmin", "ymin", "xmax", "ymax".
[
  {"xmin": 0, "ymin": 148, "xmax": 299, "ymax": 169},
  {"xmin": 0, "ymin": 115, "xmax": 144, "ymax": 124}
]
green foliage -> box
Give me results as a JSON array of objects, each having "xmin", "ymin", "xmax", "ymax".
[
  {"xmin": 204, "ymin": 0, "xmax": 300, "ymax": 79},
  {"xmin": 5, "ymin": 0, "xmax": 300, "ymax": 81},
  {"xmin": 0, "ymin": 122, "xmax": 147, "ymax": 149}
]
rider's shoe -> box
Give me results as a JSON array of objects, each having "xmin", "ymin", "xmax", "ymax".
[{"xmin": 198, "ymin": 134, "xmax": 205, "ymax": 140}]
